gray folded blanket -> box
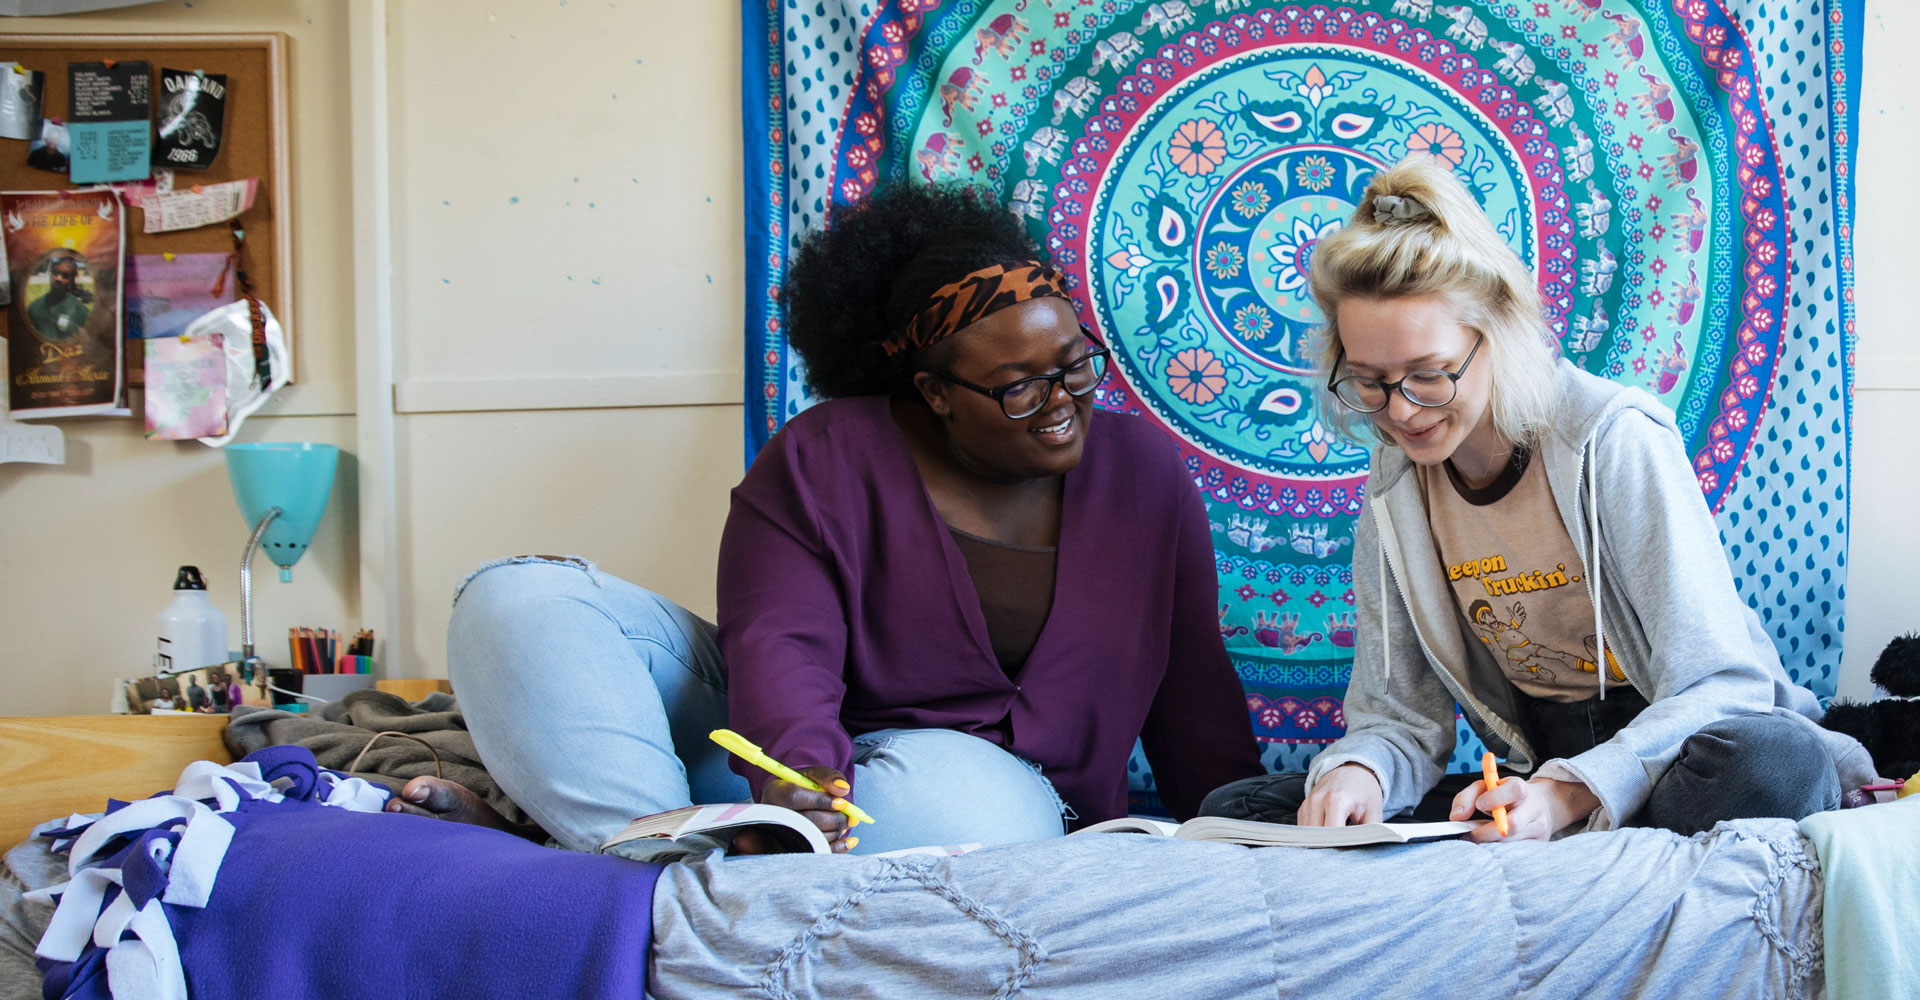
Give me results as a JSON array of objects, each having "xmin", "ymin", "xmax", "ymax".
[
  {"xmin": 1, "ymin": 840, "xmax": 61, "ymax": 1000},
  {"xmin": 224, "ymin": 689, "xmax": 528, "ymax": 825}
]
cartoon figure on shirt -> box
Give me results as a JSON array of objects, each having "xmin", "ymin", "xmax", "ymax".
[
  {"xmin": 1468, "ymin": 600, "xmax": 1628, "ymax": 683},
  {"xmin": 1468, "ymin": 600, "xmax": 1581, "ymax": 683},
  {"xmin": 1577, "ymin": 634, "xmax": 1629, "ymax": 682},
  {"xmin": 1253, "ymin": 611, "xmax": 1320, "ymax": 654}
]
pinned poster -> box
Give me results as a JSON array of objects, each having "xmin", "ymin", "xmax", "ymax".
[
  {"xmin": 125, "ymin": 251, "xmax": 236, "ymax": 339},
  {"xmin": 0, "ymin": 64, "xmax": 45, "ymax": 141},
  {"xmin": 139, "ymin": 176, "xmax": 255, "ymax": 233},
  {"xmin": 66, "ymin": 60, "xmax": 152, "ymax": 184},
  {"xmin": 2, "ymin": 189, "xmax": 125, "ymax": 418},
  {"xmin": 143, "ymin": 332, "xmax": 225, "ymax": 440},
  {"xmin": 154, "ymin": 68, "xmax": 225, "ymax": 170}
]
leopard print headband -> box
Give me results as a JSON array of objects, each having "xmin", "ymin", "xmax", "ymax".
[{"xmin": 884, "ymin": 261, "xmax": 1071, "ymax": 358}]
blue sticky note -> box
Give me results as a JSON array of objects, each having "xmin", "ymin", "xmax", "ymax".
[{"xmin": 68, "ymin": 120, "xmax": 151, "ymax": 184}]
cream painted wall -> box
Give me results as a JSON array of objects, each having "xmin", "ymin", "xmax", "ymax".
[
  {"xmin": 1, "ymin": 0, "xmax": 359, "ymax": 717},
  {"xmin": 0, "ymin": 0, "xmax": 1911, "ymax": 716},
  {"xmin": 397, "ymin": 406, "xmax": 738, "ymax": 675},
  {"xmin": 1836, "ymin": 1, "xmax": 1920, "ymax": 701},
  {"xmin": 390, "ymin": 2, "xmax": 743, "ymax": 383},
  {"xmin": 385, "ymin": 0, "xmax": 746, "ymax": 676}
]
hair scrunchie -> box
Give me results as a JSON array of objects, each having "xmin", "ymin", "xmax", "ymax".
[{"xmin": 1371, "ymin": 194, "xmax": 1433, "ymax": 226}]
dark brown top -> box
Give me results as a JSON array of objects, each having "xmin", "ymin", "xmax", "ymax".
[{"xmin": 948, "ymin": 525, "xmax": 1057, "ymax": 675}]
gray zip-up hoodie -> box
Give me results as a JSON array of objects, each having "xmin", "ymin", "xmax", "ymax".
[{"xmin": 1305, "ymin": 359, "xmax": 1874, "ymax": 830}]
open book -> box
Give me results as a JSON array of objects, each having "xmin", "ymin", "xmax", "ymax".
[
  {"xmin": 601, "ymin": 802, "xmax": 980, "ymax": 858},
  {"xmin": 1075, "ymin": 815, "xmax": 1479, "ymax": 848}
]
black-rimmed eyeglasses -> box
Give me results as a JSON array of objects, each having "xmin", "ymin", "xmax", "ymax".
[
  {"xmin": 930, "ymin": 338, "xmax": 1110, "ymax": 420},
  {"xmin": 1327, "ymin": 334, "xmax": 1484, "ymax": 413}
]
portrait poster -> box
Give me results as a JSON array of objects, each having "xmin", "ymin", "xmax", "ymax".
[{"xmin": 3, "ymin": 188, "xmax": 124, "ymax": 417}]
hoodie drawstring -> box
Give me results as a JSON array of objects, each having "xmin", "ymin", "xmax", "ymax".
[
  {"xmin": 1587, "ymin": 439, "xmax": 1605, "ymax": 700},
  {"xmin": 1379, "ymin": 539, "xmax": 1389, "ymax": 687}
]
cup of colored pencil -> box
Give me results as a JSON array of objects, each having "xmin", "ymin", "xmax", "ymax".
[{"xmin": 288, "ymin": 627, "xmax": 376, "ymax": 674}]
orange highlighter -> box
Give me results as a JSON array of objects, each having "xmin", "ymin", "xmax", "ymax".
[{"xmin": 1480, "ymin": 751, "xmax": 1509, "ymax": 836}]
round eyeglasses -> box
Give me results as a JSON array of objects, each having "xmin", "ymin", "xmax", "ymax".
[
  {"xmin": 1327, "ymin": 334, "xmax": 1484, "ymax": 413},
  {"xmin": 931, "ymin": 342, "xmax": 1110, "ymax": 420}
]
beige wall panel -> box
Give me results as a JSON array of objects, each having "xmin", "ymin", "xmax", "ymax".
[
  {"xmin": 390, "ymin": 0, "xmax": 745, "ymax": 383},
  {"xmin": 397, "ymin": 404, "xmax": 741, "ymax": 678}
]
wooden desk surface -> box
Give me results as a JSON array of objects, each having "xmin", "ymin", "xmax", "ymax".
[
  {"xmin": 0, "ymin": 714, "xmax": 231, "ymax": 847},
  {"xmin": 0, "ymin": 681, "xmax": 451, "ymax": 846}
]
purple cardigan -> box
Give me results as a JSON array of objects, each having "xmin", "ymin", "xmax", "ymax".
[{"xmin": 717, "ymin": 396, "xmax": 1262, "ymax": 823}]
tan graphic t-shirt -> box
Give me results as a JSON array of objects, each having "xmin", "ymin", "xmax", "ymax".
[{"xmin": 1420, "ymin": 447, "xmax": 1625, "ymax": 703}]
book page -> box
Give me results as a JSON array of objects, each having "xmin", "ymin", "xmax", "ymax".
[
  {"xmin": 1074, "ymin": 817, "xmax": 1182, "ymax": 837},
  {"xmin": 602, "ymin": 802, "xmax": 830, "ymax": 854},
  {"xmin": 1174, "ymin": 817, "xmax": 1477, "ymax": 848},
  {"xmin": 870, "ymin": 843, "xmax": 984, "ymax": 859}
]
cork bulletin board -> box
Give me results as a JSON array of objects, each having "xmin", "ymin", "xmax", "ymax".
[{"xmin": 0, "ymin": 33, "xmax": 293, "ymax": 385}]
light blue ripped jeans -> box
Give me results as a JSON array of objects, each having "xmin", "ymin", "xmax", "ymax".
[{"xmin": 446, "ymin": 556, "xmax": 1069, "ymax": 856}]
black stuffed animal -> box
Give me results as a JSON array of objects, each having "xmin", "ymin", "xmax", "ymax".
[{"xmin": 1820, "ymin": 632, "xmax": 1920, "ymax": 784}]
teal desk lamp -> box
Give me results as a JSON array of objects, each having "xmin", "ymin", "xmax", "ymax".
[{"xmin": 222, "ymin": 442, "xmax": 338, "ymax": 685}]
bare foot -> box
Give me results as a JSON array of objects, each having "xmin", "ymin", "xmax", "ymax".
[
  {"xmin": 385, "ymin": 776, "xmax": 546, "ymax": 842},
  {"xmin": 730, "ymin": 827, "xmax": 779, "ymax": 855}
]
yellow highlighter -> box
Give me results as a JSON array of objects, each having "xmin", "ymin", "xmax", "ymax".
[{"xmin": 709, "ymin": 728, "xmax": 877, "ymax": 826}]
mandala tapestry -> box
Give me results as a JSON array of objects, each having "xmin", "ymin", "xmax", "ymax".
[{"xmin": 742, "ymin": 0, "xmax": 1862, "ymax": 809}]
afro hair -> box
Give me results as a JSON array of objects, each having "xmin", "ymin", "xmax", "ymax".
[{"xmin": 782, "ymin": 182, "xmax": 1044, "ymax": 399}]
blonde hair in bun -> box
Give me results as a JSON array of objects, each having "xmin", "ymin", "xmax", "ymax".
[{"xmin": 1308, "ymin": 156, "xmax": 1560, "ymax": 446}]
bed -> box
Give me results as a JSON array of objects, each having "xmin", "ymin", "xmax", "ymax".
[{"xmin": 2, "ymin": 715, "xmax": 1912, "ymax": 1000}]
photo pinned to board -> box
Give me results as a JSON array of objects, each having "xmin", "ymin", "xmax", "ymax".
[
  {"xmin": 143, "ymin": 331, "xmax": 226, "ymax": 441},
  {"xmin": 154, "ymin": 67, "xmax": 226, "ymax": 170},
  {"xmin": 24, "ymin": 118, "xmax": 68, "ymax": 173},
  {"xmin": 0, "ymin": 63, "xmax": 46, "ymax": 141}
]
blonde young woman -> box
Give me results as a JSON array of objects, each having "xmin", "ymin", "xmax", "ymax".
[{"xmin": 1200, "ymin": 158, "xmax": 1872, "ymax": 841}]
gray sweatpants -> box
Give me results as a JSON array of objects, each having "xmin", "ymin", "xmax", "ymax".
[{"xmin": 650, "ymin": 818, "xmax": 1822, "ymax": 1000}]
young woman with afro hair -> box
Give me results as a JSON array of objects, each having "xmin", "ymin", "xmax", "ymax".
[{"xmin": 420, "ymin": 184, "xmax": 1262, "ymax": 856}]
